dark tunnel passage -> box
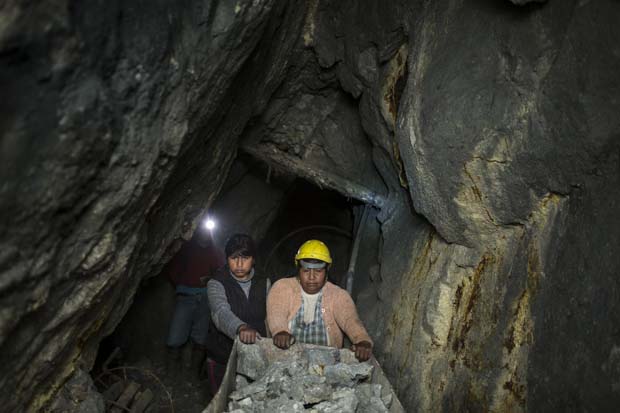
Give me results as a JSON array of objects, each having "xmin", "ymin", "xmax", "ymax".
[
  {"xmin": 93, "ymin": 155, "xmax": 379, "ymax": 411},
  {"xmin": 257, "ymin": 180, "xmax": 355, "ymax": 285}
]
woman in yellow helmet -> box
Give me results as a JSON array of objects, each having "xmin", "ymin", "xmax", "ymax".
[{"xmin": 266, "ymin": 240, "xmax": 373, "ymax": 361}]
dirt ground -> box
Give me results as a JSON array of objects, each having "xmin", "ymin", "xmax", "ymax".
[{"xmin": 94, "ymin": 342, "xmax": 213, "ymax": 412}]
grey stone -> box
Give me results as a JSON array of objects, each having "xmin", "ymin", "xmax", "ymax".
[
  {"xmin": 227, "ymin": 346, "xmax": 383, "ymax": 411},
  {"xmin": 338, "ymin": 349, "xmax": 359, "ymax": 365},
  {"xmin": 262, "ymin": 359, "xmax": 308, "ymax": 384},
  {"xmin": 310, "ymin": 388, "xmax": 359, "ymax": 413},
  {"xmin": 356, "ymin": 397, "xmax": 389, "ymax": 413},
  {"xmin": 278, "ymin": 401, "xmax": 305, "ymax": 413},
  {"xmin": 48, "ymin": 369, "xmax": 105, "ymax": 413},
  {"xmin": 228, "ymin": 381, "xmax": 267, "ymax": 401},
  {"xmin": 332, "ymin": 387, "xmax": 359, "ymax": 401},
  {"xmin": 228, "ymin": 341, "xmax": 390, "ymax": 411},
  {"xmin": 227, "ymin": 396, "xmax": 262, "ymax": 413},
  {"xmin": 285, "ymin": 373, "xmax": 331, "ymax": 404},
  {"xmin": 263, "ymin": 395, "xmax": 289, "ymax": 410},
  {"xmin": 381, "ymin": 391, "xmax": 393, "ymax": 409},
  {"xmin": 354, "ymin": 383, "xmax": 383, "ymax": 404},
  {"xmin": 302, "ymin": 381, "xmax": 333, "ymax": 404},
  {"xmin": 235, "ymin": 374, "xmax": 250, "ymax": 390},
  {"xmin": 264, "ymin": 376, "xmax": 292, "ymax": 400},
  {"xmin": 240, "ymin": 360, "xmax": 307, "ymax": 402},
  {"xmin": 227, "ymin": 400, "xmax": 251, "ymax": 413},
  {"xmin": 332, "ymin": 389, "xmax": 359, "ymax": 412},
  {"xmin": 308, "ymin": 401, "xmax": 338, "ymax": 413},
  {"xmin": 264, "ymin": 396, "xmax": 305, "ymax": 412},
  {"xmin": 324, "ymin": 362, "xmax": 373, "ymax": 386},
  {"xmin": 305, "ymin": 347, "xmax": 339, "ymax": 376},
  {"xmin": 237, "ymin": 397, "xmax": 253, "ymax": 408},
  {"xmin": 236, "ymin": 342, "xmax": 269, "ymax": 380}
]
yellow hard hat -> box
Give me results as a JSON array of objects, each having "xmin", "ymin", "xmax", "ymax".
[{"xmin": 294, "ymin": 240, "xmax": 332, "ymax": 266}]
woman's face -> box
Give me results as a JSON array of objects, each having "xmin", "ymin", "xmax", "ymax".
[
  {"xmin": 228, "ymin": 253, "xmax": 254, "ymax": 279},
  {"xmin": 298, "ymin": 266, "xmax": 327, "ymax": 294}
]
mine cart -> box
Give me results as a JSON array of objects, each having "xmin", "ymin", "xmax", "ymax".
[{"xmin": 204, "ymin": 338, "xmax": 405, "ymax": 413}]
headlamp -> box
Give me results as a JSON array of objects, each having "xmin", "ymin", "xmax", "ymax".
[{"xmin": 203, "ymin": 217, "xmax": 216, "ymax": 231}]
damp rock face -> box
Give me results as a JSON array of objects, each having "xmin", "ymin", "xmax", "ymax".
[
  {"xmin": 508, "ymin": 0, "xmax": 547, "ymax": 5},
  {"xmin": 0, "ymin": 0, "xmax": 307, "ymax": 410},
  {"xmin": 48, "ymin": 368, "xmax": 105, "ymax": 413},
  {"xmin": 377, "ymin": 2, "xmax": 620, "ymax": 412},
  {"xmin": 224, "ymin": 344, "xmax": 390, "ymax": 413},
  {"xmin": 2, "ymin": 0, "xmax": 620, "ymax": 412}
]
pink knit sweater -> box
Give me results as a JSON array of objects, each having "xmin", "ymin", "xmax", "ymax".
[{"xmin": 266, "ymin": 277, "xmax": 373, "ymax": 348}]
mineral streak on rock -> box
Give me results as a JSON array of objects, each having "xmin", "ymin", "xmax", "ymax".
[{"xmin": 305, "ymin": 347, "xmax": 339, "ymax": 376}]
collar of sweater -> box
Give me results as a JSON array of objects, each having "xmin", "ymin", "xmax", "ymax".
[{"xmin": 229, "ymin": 268, "xmax": 254, "ymax": 283}]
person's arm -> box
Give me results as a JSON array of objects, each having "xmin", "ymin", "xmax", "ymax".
[
  {"xmin": 207, "ymin": 279, "xmax": 245, "ymax": 340},
  {"xmin": 266, "ymin": 279, "xmax": 292, "ymax": 336},
  {"xmin": 333, "ymin": 289, "xmax": 373, "ymax": 346},
  {"xmin": 334, "ymin": 290, "xmax": 373, "ymax": 361},
  {"xmin": 266, "ymin": 279, "xmax": 296, "ymax": 349}
]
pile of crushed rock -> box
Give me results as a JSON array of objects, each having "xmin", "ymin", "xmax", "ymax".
[{"xmin": 224, "ymin": 344, "xmax": 393, "ymax": 413}]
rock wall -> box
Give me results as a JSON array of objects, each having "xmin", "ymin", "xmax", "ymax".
[
  {"xmin": 0, "ymin": 0, "xmax": 307, "ymax": 410},
  {"xmin": 380, "ymin": 0, "xmax": 620, "ymax": 411},
  {"xmin": 210, "ymin": 158, "xmax": 292, "ymax": 249},
  {"xmin": 1, "ymin": 0, "xmax": 619, "ymax": 411}
]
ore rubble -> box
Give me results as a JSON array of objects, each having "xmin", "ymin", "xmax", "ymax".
[{"xmin": 225, "ymin": 346, "xmax": 390, "ymax": 412}]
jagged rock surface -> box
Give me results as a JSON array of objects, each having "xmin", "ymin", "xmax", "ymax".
[
  {"xmin": 384, "ymin": 1, "xmax": 620, "ymax": 411},
  {"xmin": 224, "ymin": 345, "xmax": 387, "ymax": 413},
  {"xmin": 508, "ymin": 0, "xmax": 547, "ymax": 6},
  {"xmin": 48, "ymin": 368, "xmax": 105, "ymax": 413},
  {"xmin": 0, "ymin": 0, "xmax": 306, "ymax": 410}
]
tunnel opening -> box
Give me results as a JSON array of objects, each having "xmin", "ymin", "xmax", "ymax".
[
  {"xmin": 257, "ymin": 178, "xmax": 355, "ymax": 286},
  {"xmin": 92, "ymin": 154, "xmax": 379, "ymax": 412}
]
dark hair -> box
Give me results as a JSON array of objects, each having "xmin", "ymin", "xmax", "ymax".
[{"xmin": 225, "ymin": 233, "xmax": 256, "ymax": 258}]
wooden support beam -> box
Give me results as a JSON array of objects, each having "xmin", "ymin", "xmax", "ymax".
[
  {"xmin": 131, "ymin": 389, "xmax": 154, "ymax": 413},
  {"xmin": 242, "ymin": 144, "xmax": 385, "ymax": 208},
  {"xmin": 103, "ymin": 381, "xmax": 124, "ymax": 404},
  {"xmin": 110, "ymin": 381, "xmax": 140, "ymax": 413}
]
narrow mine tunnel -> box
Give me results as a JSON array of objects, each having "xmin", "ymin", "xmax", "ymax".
[
  {"xmin": 93, "ymin": 157, "xmax": 373, "ymax": 411},
  {"xmin": 1, "ymin": 1, "xmax": 620, "ymax": 412}
]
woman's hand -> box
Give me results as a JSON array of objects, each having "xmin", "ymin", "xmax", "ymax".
[
  {"xmin": 350, "ymin": 341, "xmax": 372, "ymax": 362},
  {"xmin": 272, "ymin": 331, "xmax": 295, "ymax": 349},
  {"xmin": 238, "ymin": 324, "xmax": 261, "ymax": 344}
]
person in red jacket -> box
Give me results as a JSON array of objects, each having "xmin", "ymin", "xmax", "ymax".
[{"xmin": 165, "ymin": 225, "xmax": 225, "ymax": 379}]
